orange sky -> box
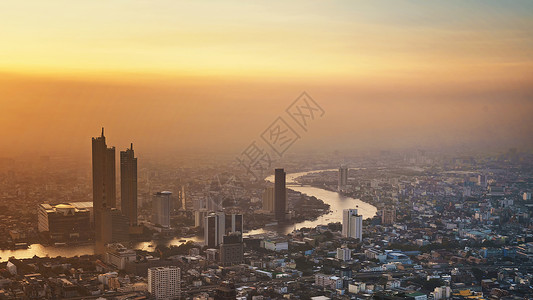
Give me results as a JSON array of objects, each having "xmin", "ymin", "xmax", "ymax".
[{"xmin": 1, "ymin": 1, "xmax": 532, "ymax": 158}]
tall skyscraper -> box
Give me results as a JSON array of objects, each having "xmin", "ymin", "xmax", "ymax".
[
  {"xmin": 338, "ymin": 165, "xmax": 348, "ymax": 191},
  {"xmin": 342, "ymin": 208, "xmax": 363, "ymax": 241},
  {"xmin": 92, "ymin": 128, "xmax": 116, "ymax": 252},
  {"xmin": 152, "ymin": 191, "xmax": 172, "ymax": 228},
  {"xmin": 120, "ymin": 143, "xmax": 137, "ymax": 226},
  {"xmin": 274, "ymin": 168, "xmax": 287, "ymax": 221},
  {"xmin": 92, "ymin": 128, "xmax": 116, "ymax": 211},
  {"xmin": 148, "ymin": 266, "xmax": 181, "ymax": 300},
  {"xmin": 205, "ymin": 212, "xmax": 225, "ymax": 248}
]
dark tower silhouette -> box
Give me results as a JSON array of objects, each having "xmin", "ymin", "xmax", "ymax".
[
  {"xmin": 274, "ymin": 168, "xmax": 286, "ymax": 221},
  {"xmin": 120, "ymin": 143, "xmax": 137, "ymax": 226},
  {"xmin": 92, "ymin": 128, "xmax": 116, "ymax": 252}
]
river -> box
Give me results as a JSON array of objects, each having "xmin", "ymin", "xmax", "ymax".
[{"xmin": 0, "ymin": 169, "xmax": 376, "ymax": 261}]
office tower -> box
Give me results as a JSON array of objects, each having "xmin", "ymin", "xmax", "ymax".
[
  {"xmin": 381, "ymin": 207, "xmax": 396, "ymax": 225},
  {"xmin": 224, "ymin": 213, "xmax": 243, "ymax": 235},
  {"xmin": 262, "ymin": 186, "xmax": 275, "ymax": 212},
  {"xmin": 336, "ymin": 246, "xmax": 351, "ymax": 261},
  {"xmin": 38, "ymin": 203, "xmax": 91, "ymax": 241},
  {"xmin": 342, "ymin": 208, "xmax": 363, "ymax": 241},
  {"xmin": 204, "ymin": 212, "xmax": 225, "ymax": 248},
  {"xmin": 338, "ymin": 165, "xmax": 348, "ymax": 191},
  {"xmin": 220, "ymin": 233, "xmax": 244, "ymax": 266},
  {"xmin": 152, "ymin": 191, "xmax": 171, "ymax": 228},
  {"xmin": 120, "ymin": 143, "xmax": 137, "ymax": 226},
  {"xmin": 92, "ymin": 128, "xmax": 116, "ymax": 252},
  {"xmin": 148, "ymin": 266, "xmax": 181, "ymax": 300},
  {"xmin": 274, "ymin": 168, "xmax": 287, "ymax": 221}
]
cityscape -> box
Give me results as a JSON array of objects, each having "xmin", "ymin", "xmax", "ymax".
[{"xmin": 1, "ymin": 1, "xmax": 533, "ymax": 300}]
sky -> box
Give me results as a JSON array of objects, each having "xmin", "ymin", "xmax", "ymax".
[{"xmin": 0, "ymin": 0, "xmax": 532, "ymax": 159}]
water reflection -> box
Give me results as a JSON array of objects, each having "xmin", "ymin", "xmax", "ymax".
[{"xmin": 248, "ymin": 169, "xmax": 377, "ymax": 235}]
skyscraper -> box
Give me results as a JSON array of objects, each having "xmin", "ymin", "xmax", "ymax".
[
  {"xmin": 120, "ymin": 143, "xmax": 137, "ymax": 226},
  {"xmin": 338, "ymin": 165, "xmax": 348, "ymax": 191},
  {"xmin": 148, "ymin": 266, "xmax": 181, "ymax": 300},
  {"xmin": 92, "ymin": 128, "xmax": 116, "ymax": 252},
  {"xmin": 92, "ymin": 128, "xmax": 116, "ymax": 211},
  {"xmin": 204, "ymin": 212, "xmax": 225, "ymax": 248},
  {"xmin": 274, "ymin": 168, "xmax": 286, "ymax": 221},
  {"xmin": 152, "ymin": 191, "xmax": 171, "ymax": 228},
  {"xmin": 342, "ymin": 208, "xmax": 363, "ymax": 241},
  {"xmin": 205, "ymin": 212, "xmax": 243, "ymax": 248}
]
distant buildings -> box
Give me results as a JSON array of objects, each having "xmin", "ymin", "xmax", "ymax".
[
  {"xmin": 152, "ymin": 191, "xmax": 172, "ymax": 228},
  {"xmin": 342, "ymin": 208, "xmax": 363, "ymax": 241},
  {"xmin": 120, "ymin": 143, "xmax": 137, "ymax": 226},
  {"xmin": 147, "ymin": 266, "xmax": 181, "ymax": 300},
  {"xmin": 274, "ymin": 168, "xmax": 287, "ymax": 221},
  {"xmin": 338, "ymin": 165, "xmax": 348, "ymax": 191},
  {"xmin": 38, "ymin": 202, "xmax": 92, "ymax": 241}
]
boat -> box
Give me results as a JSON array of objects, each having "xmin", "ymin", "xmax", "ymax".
[
  {"xmin": 179, "ymin": 239, "xmax": 186, "ymax": 243},
  {"xmin": 54, "ymin": 242, "xmax": 67, "ymax": 247},
  {"xmin": 14, "ymin": 243, "xmax": 29, "ymax": 249}
]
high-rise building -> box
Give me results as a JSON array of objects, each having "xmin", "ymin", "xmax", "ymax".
[
  {"xmin": 342, "ymin": 208, "xmax": 363, "ymax": 241},
  {"xmin": 152, "ymin": 191, "xmax": 172, "ymax": 228},
  {"xmin": 262, "ymin": 186, "xmax": 275, "ymax": 212},
  {"xmin": 120, "ymin": 143, "xmax": 137, "ymax": 226},
  {"xmin": 205, "ymin": 212, "xmax": 243, "ymax": 248},
  {"xmin": 220, "ymin": 233, "xmax": 244, "ymax": 266},
  {"xmin": 338, "ymin": 165, "xmax": 349, "ymax": 191},
  {"xmin": 224, "ymin": 213, "xmax": 243, "ymax": 235},
  {"xmin": 148, "ymin": 266, "xmax": 181, "ymax": 300},
  {"xmin": 204, "ymin": 212, "xmax": 225, "ymax": 248},
  {"xmin": 274, "ymin": 168, "xmax": 287, "ymax": 221},
  {"xmin": 92, "ymin": 128, "xmax": 116, "ymax": 252},
  {"xmin": 92, "ymin": 128, "xmax": 116, "ymax": 211},
  {"xmin": 336, "ymin": 246, "xmax": 351, "ymax": 261},
  {"xmin": 381, "ymin": 207, "xmax": 396, "ymax": 225}
]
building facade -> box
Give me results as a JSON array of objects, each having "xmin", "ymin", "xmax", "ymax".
[{"xmin": 148, "ymin": 266, "xmax": 181, "ymax": 300}]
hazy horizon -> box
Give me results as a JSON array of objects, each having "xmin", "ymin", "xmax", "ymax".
[{"xmin": 1, "ymin": 1, "xmax": 532, "ymax": 159}]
